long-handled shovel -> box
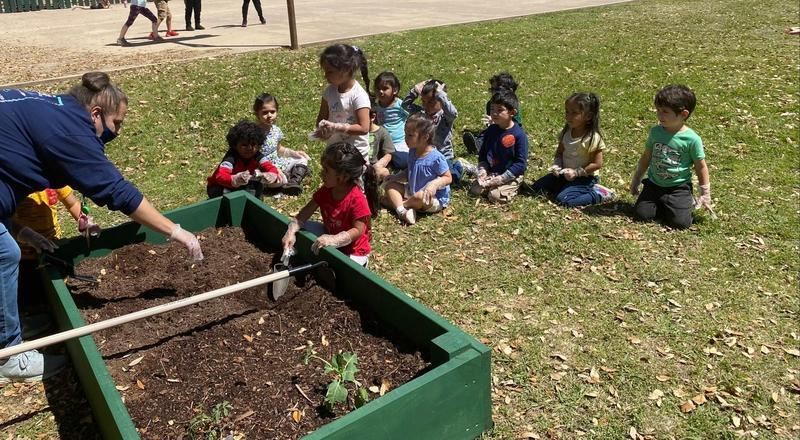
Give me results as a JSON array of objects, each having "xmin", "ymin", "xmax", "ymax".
[{"xmin": 0, "ymin": 261, "xmax": 329, "ymax": 360}]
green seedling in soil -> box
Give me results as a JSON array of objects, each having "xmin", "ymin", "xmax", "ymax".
[
  {"xmin": 303, "ymin": 349, "xmax": 369, "ymax": 411},
  {"xmin": 187, "ymin": 400, "xmax": 233, "ymax": 440}
]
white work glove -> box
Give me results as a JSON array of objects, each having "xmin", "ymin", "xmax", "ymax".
[
  {"xmin": 169, "ymin": 224, "xmax": 204, "ymax": 262},
  {"xmin": 695, "ymin": 184, "xmax": 713, "ymax": 210},
  {"xmin": 630, "ymin": 175, "xmax": 643, "ymax": 196},
  {"xmin": 561, "ymin": 167, "xmax": 586, "ymax": 181},
  {"xmin": 17, "ymin": 226, "xmax": 58, "ymax": 253},
  {"xmin": 281, "ymin": 218, "xmax": 302, "ymax": 251},
  {"xmin": 231, "ymin": 171, "xmax": 252, "ymax": 187},
  {"xmin": 287, "ymin": 148, "xmax": 310, "ymax": 159},
  {"xmin": 481, "ymin": 114, "xmax": 492, "ymax": 127},
  {"xmin": 255, "ymin": 170, "xmax": 278, "ymax": 185},
  {"xmin": 483, "ymin": 175, "xmax": 504, "ymax": 188},
  {"xmin": 78, "ymin": 214, "xmax": 101, "ymax": 237},
  {"xmin": 311, "ymin": 231, "xmax": 352, "ymax": 255},
  {"xmin": 320, "ymin": 119, "xmax": 349, "ymax": 132},
  {"xmin": 420, "ymin": 183, "xmax": 438, "ymax": 205},
  {"xmin": 548, "ymin": 165, "xmax": 563, "ymax": 176},
  {"xmin": 477, "ymin": 167, "xmax": 488, "ymax": 186}
]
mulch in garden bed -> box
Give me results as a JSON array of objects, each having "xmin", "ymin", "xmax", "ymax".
[{"xmin": 67, "ymin": 227, "xmax": 430, "ymax": 439}]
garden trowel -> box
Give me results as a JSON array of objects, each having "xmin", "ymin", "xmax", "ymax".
[{"xmin": 267, "ymin": 248, "xmax": 294, "ymax": 300}]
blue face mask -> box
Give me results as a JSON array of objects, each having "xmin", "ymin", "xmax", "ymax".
[{"xmin": 98, "ymin": 111, "xmax": 118, "ymax": 143}]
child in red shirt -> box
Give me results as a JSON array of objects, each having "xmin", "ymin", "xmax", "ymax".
[
  {"xmin": 281, "ymin": 142, "xmax": 379, "ymax": 267},
  {"xmin": 207, "ymin": 120, "xmax": 280, "ymax": 199}
]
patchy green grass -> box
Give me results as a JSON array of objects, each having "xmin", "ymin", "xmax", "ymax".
[{"xmin": 5, "ymin": 0, "xmax": 798, "ymax": 438}]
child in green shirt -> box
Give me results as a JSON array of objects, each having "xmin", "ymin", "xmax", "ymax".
[{"xmin": 630, "ymin": 85, "xmax": 713, "ymax": 229}]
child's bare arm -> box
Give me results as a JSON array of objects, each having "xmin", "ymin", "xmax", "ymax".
[
  {"xmin": 61, "ymin": 193, "xmax": 83, "ymax": 223},
  {"xmin": 316, "ymin": 99, "xmax": 329, "ymax": 126},
  {"xmin": 583, "ymin": 150, "xmax": 604, "ymax": 175},
  {"xmin": 375, "ymin": 153, "xmax": 392, "ymax": 169},
  {"xmin": 630, "ymin": 150, "xmax": 652, "ymax": 195}
]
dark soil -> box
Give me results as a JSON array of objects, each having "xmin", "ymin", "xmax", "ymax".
[{"xmin": 67, "ymin": 227, "xmax": 429, "ymax": 439}]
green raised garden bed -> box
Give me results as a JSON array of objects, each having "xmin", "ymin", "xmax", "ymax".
[{"xmin": 41, "ymin": 191, "xmax": 492, "ymax": 439}]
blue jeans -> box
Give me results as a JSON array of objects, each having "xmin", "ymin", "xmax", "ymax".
[
  {"xmin": 447, "ymin": 159, "xmax": 464, "ymax": 185},
  {"xmin": 0, "ymin": 223, "xmax": 22, "ymax": 349},
  {"xmin": 391, "ymin": 151, "xmax": 408, "ymax": 170},
  {"xmin": 531, "ymin": 174, "xmax": 600, "ymax": 208}
]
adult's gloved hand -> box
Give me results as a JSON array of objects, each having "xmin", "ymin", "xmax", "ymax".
[
  {"xmin": 17, "ymin": 226, "xmax": 58, "ymax": 253},
  {"xmin": 311, "ymin": 231, "xmax": 352, "ymax": 255},
  {"xmin": 170, "ymin": 224, "xmax": 204, "ymax": 262},
  {"xmin": 78, "ymin": 214, "xmax": 101, "ymax": 237},
  {"xmin": 231, "ymin": 171, "xmax": 252, "ymax": 187}
]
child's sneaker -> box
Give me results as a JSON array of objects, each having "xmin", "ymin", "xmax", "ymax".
[
  {"xmin": 593, "ymin": 184, "xmax": 616, "ymax": 203},
  {"xmin": 165, "ymin": 30, "xmax": 179, "ymax": 37},
  {"xmin": 455, "ymin": 158, "xmax": 478, "ymax": 178},
  {"xmin": 117, "ymin": 37, "xmax": 131, "ymax": 47},
  {"xmin": 462, "ymin": 130, "xmax": 479, "ymax": 155},
  {"xmin": 402, "ymin": 208, "xmax": 416, "ymax": 225}
]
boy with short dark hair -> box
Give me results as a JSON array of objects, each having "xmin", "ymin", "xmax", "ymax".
[
  {"xmin": 630, "ymin": 84, "xmax": 712, "ymax": 229},
  {"xmin": 469, "ymin": 91, "xmax": 529, "ymax": 203}
]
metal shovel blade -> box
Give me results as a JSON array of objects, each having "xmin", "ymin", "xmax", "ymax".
[{"xmin": 267, "ymin": 263, "xmax": 290, "ymax": 301}]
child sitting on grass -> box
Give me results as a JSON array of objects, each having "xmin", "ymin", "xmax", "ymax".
[
  {"xmin": 281, "ymin": 142, "xmax": 379, "ymax": 267},
  {"xmin": 207, "ymin": 120, "xmax": 280, "ymax": 199},
  {"xmin": 530, "ymin": 92, "xmax": 615, "ymax": 207},
  {"xmin": 630, "ymin": 84, "xmax": 712, "ymax": 229},
  {"xmin": 368, "ymin": 108, "xmax": 396, "ymax": 181},
  {"xmin": 469, "ymin": 91, "xmax": 528, "ymax": 203},
  {"xmin": 253, "ymin": 93, "xmax": 311, "ymax": 195},
  {"xmin": 373, "ymin": 71, "xmax": 409, "ymax": 170},
  {"xmin": 462, "ymin": 72, "xmax": 522, "ymax": 156},
  {"xmin": 401, "ymin": 79, "xmax": 465, "ymax": 184},
  {"xmin": 382, "ymin": 113, "xmax": 452, "ymax": 225}
]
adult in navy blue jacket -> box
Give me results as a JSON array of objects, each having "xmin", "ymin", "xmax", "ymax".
[{"xmin": 0, "ymin": 72, "xmax": 204, "ymax": 383}]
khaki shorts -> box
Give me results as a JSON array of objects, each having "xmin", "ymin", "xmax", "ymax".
[
  {"xmin": 470, "ymin": 174, "xmax": 523, "ymax": 203},
  {"xmin": 154, "ymin": 0, "xmax": 171, "ymax": 21}
]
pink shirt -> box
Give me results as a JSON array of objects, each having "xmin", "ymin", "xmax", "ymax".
[{"xmin": 312, "ymin": 185, "xmax": 371, "ymax": 256}]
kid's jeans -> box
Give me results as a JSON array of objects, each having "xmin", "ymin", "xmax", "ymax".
[
  {"xmin": 634, "ymin": 179, "xmax": 693, "ymax": 229},
  {"xmin": 0, "ymin": 224, "xmax": 22, "ymax": 349},
  {"xmin": 531, "ymin": 174, "xmax": 600, "ymax": 208}
]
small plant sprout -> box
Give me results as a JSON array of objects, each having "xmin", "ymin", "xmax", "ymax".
[
  {"xmin": 187, "ymin": 400, "xmax": 233, "ymax": 440},
  {"xmin": 303, "ymin": 348, "xmax": 369, "ymax": 410}
]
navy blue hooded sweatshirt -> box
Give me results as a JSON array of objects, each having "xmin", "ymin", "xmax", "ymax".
[{"xmin": 0, "ymin": 89, "xmax": 143, "ymax": 221}]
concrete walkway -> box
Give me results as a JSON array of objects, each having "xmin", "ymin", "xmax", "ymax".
[{"xmin": 0, "ymin": 0, "xmax": 630, "ymax": 85}]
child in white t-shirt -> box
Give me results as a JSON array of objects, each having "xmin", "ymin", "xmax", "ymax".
[{"xmin": 311, "ymin": 44, "xmax": 373, "ymax": 162}]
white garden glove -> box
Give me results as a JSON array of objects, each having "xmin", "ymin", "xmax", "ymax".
[
  {"xmin": 231, "ymin": 171, "xmax": 252, "ymax": 187},
  {"xmin": 548, "ymin": 165, "xmax": 563, "ymax": 176},
  {"xmin": 481, "ymin": 114, "xmax": 492, "ymax": 127},
  {"xmin": 695, "ymin": 184, "xmax": 713, "ymax": 211},
  {"xmin": 311, "ymin": 231, "xmax": 352, "ymax": 255},
  {"xmin": 78, "ymin": 214, "xmax": 101, "ymax": 237},
  {"xmin": 17, "ymin": 226, "xmax": 58, "ymax": 253},
  {"xmin": 254, "ymin": 170, "xmax": 278, "ymax": 185},
  {"xmin": 169, "ymin": 224, "xmax": 204, "ymax": 262},
  {"xmin": 561, "ymin": 167, "xmax": 586, "ymax": 181},
  {"xmin": 319, "ymin": 119, "xmax": 349, "ymax": 132},
  {"xmin": 483, "ymin": 175, "xmax": 504, "ymax": 188},
  {"xmin": 281, "ymin": 218, "xmax": 302, "ymax": 251},
  {"xmin": 421, "ymin": 183, "xmax": 438, "ymax": 206}
]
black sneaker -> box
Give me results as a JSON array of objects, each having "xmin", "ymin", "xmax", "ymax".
[
  {"xmin": 463, "ymin": 130, "xmax": 478, "ymax": 155},
  {"xmin": 185, "ymin": 24, "xmax": 194, "ymax": 31},
  {"xmin": 260, "ymin": 16, "xmax": 266, "ymax": 24},
  {"xmin": 282, "ymin": 183, "xmax": 303, "ymax": 196},
  {"xmin": 195, "ymin": 24, "xmax": 205, "ymax": 30}
]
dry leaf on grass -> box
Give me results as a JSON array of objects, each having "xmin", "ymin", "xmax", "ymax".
[
  {"xmin": 136, "ymin": 379, "xmax": 145, "ymax": 390},
  {"xmin": 680, "ymin": 400, "xmax": 696, "ymax": 413}
]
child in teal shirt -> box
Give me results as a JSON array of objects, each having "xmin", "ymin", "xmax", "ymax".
[{"xmin": 630, "ymin": 85, "xmax": 713, "ymax": 229}]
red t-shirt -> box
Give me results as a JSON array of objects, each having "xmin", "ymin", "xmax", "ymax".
[{"xmin": 312, "ymin": 185, "xmax": 371, "ymax": 256}]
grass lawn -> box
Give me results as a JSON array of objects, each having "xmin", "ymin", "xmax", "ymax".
[{"xmin": 4, "ymin": 0, "xmax": 798, "ymax": 438}]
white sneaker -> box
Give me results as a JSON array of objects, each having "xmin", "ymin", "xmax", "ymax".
[
  {"xmin": 0, "ymin": 349, "xmax": 67, "ymax": 384},
  {"xmin": 402, "ymin": 208, "xmax": 416, "ymax": 225}
]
